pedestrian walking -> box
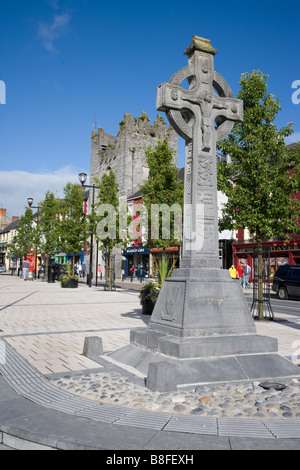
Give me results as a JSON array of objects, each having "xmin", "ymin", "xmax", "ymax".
[
  {"xmin": 229, "ymin": 265, "xmax": 237, "ymax": 279},
  {"xmin": 22, "ymin": 257, "xmax": 30, "ymax": 281},
  {"xmin": 236, "ymin": 262, "xmax": 245, "ymax": 288},
  {"xmin": 82, "ymin": 262, "xmax": 86, "ymax": 278},
  {"xmin": 74, "ymin": 262, "xmax": 79, "ymax": 275},
  {"xmin": 130, "ymin": 265, "xmax": 135, "ymax": 280},
  {"xmin": 78, "ymin": 264, "xmax": 82, "ymax": 278},
  {"xmin": 97, "ymin": 265, "xmax": 101, "ymax": 278},
  {"xmin": 244, "ymin": 263, "xmax": 251, "ymax": 288}
]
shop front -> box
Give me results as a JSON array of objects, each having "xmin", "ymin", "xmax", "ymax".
[
  {"xmin": 23, "ymin": 251, "xmax": 36, "ymax": 273},
  {"xmin": 122, "ymin": 246, "xmax": 150, "ymax": 279},
  {"xmin": 66, "ymin": 252, "xmax": 85, "ymax": 264},
  {"xmin": 232, "ymin": 238, "xmax": 300, "ymax": 282},
  {"xmin": 0, "ymin": 242, "xmax": 6, "ymax": 265},
  {"xmin": 55, "ymin": 253, "xmax": 67, "ymax": 265},
  {"xmin": 150, "ymin": 246, "xmax": 180, "ymax": 277}
]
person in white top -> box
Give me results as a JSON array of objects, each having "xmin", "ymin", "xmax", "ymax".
[{"xmin": 244, "ymin": 263, "xmax": 251, "ymax": 288}]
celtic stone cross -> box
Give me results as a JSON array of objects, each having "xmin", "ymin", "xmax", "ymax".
[
  {"xmin": 111, "ymin": 36, "xmax": 300, "ymax": 392},
  {"xmin": 157, "ymin": 36, "xmax": 243, "ymax": 269}
]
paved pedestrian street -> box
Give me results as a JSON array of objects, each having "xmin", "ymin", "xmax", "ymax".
[
  {"xmin": 1, "ymin": 275, "xmax": 300, "ymax": 377},
  {"xmin": 0, "ymin": 275, "xmax": 149, "ymax": 375},
  {"xmin": 1, "ymin": 273, "xmax": 300, "ymax": 450}
]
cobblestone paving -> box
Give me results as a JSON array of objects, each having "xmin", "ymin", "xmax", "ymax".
[{"xmin": 51, "ymin": 371, "xmax": 300, "ymax": 420}]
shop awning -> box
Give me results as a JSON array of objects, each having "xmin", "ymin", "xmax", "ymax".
[{"xmin": 123, "ymin": 247, "xmax": 150, "ymax": 255}]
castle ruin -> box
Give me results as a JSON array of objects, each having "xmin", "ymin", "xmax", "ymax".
[
  {"xmin": 89, "ymin": 111, "xmax": 178, "ymax": 279},
  {"xmin": 90, "ymin": 111, "xmax": 178, "ymax": 196}
]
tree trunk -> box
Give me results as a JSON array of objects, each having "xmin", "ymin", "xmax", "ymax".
[
  {"xmin": 109, "ymin": 249, "xmax": 113, "ymax": 291},
  {"xmin": 45, "ymin": 256, "xmax": 49, "ymax": 282},
  {"xmin": 257, "ymin": 240, "xmax": 264, "ymax": 320}
]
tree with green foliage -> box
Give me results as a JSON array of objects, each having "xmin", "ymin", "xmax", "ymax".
[
  {"xmin": 9, "ymin": 207, "xmax": 36, "ymax": 259},
  {"xmin": 94, "ymin": 169, "xmax": 130, "ymax": 290},
  {"xmin": 217, "ymin": 70, "xmax": 300, "ymax": 319},
  {"xmin": 59, "ymin": 182, "xmax": 88, "ymax": 274},
  {"xmin": 140, "ymin": 139, "xmax": 184, "ymax": 250},
  {"xmin": 38, "ymin": 191, "xmax": 61, "ymax": 280}
]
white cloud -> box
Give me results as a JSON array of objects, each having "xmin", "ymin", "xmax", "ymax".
[
  {"xmin": 0, "ymin": 165, "xmax": 86, "ymax": 219},
  {"xmin": 38, "ymin": 12, "xmax": 71, "ymax": 52},
  {"xmin": 285, "ymin": 132, "xmax": 300, "ymax": 145}
]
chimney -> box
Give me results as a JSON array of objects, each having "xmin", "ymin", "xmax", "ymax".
[
  {"xmin": 0, "ymin": 208, "xmax": 6, "ymax": 217},
  {"xmin": 12, "ymin": 216, "xmax": 19, "ymax": 222}
]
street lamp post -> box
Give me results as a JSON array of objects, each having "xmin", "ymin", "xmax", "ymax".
[
  {"xmin": 27, "ymin": 198, "xmax": 40, "ymax": 280},
  {"xmin": 78, "ymin": 173, "xmax": 95, "ymax": 288}
]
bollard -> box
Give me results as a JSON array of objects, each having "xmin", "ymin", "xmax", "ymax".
[
  {"xmin": 146, "ymin": 361, "xmax": 177, "ymax": 392},
  {"xmin": 82, "ymin": 336, "xmax": 103, "ymax": 358}
]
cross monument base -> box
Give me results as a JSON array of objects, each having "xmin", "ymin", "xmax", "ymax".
[
  {"xmin": 107, "ymin": 36, "xmax": 300, "ymax": 391},
  {"xmin": 108, "ymin": 268, "xmax": 300, "ymax": 391}
]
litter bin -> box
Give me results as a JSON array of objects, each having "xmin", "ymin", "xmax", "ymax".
[{"xmin": 48, "ymin": 265, "xmax": 55, "ymax": 283}]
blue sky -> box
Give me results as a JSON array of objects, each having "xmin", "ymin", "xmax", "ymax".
[{"xmin": 0, "ymin": 0, "xmax": 300, "ymax": 218}]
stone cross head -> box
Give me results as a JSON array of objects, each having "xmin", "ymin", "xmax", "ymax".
[{"xmin": 156, "ymin": 36, "xmax": 243, "ymax": 268}]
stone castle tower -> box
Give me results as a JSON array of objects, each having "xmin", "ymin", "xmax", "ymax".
[
  {"xmin": 88, "ymin": 111, "xmax": 178, "ymax": 280},
  {"xmin": 90, "ymin": 111, "xmax": 178, "ymax": 196}
]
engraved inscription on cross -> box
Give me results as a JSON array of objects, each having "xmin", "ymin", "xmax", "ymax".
[{"xmin": 156, "ymin": 36, "xmax": 243, "ymax": 269}]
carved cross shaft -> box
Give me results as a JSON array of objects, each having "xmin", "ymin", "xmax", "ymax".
[{"xmin": 156, "ymin": 36, "xmax": 243, "ymax": 269}]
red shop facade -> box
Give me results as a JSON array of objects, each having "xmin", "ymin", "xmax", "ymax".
[{"xmin": 232, "ymin": 237, "xmax": 300, "ymax": 282}]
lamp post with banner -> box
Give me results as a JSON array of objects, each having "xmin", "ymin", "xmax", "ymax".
[
  {"xmin": 78, "ymin": 173, "xmax": 96, "ymax": 288},
  {"xmin": 27, "ymin": 198, "xmax": 40, "ymax": 280}
]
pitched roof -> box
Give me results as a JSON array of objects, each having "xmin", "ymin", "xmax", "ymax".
[
  {"xmin": 127, "ymin": 189, "xmax": 142, "ymax": 201},
  {"xmin": 0, "ymin": 218, "xmax": 20, "ymax": 234},
  {"xmin": 287, "ymin": 141, "xmax": 300, "ymax": 151}
]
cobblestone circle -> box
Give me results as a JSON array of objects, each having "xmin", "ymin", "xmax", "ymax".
[{"xmin": 51, "ymin": 373, "xmax": 300, "ymax": 419}]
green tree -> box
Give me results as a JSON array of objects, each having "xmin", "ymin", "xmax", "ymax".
[
  {"xmin": 59, "ymin": 183, "xmax": 87, "ymax": 274},
  {"xmin": 217, "ymin": 70, "xmax": 300, "ymax": 319},
  {"xmin": 39, "ymin": 191, "xmax": 61, "ymax": 279},
  {"xmin": 140, "ymin": 139, "xmax": 184, "ymax": 250},
  {"xmin": 9, "ymin": 207, "xmax": 36, "ymax": 258},
  {"xmin": 94, "ymin": 169, "xmax": 129, "ymax": 290}
]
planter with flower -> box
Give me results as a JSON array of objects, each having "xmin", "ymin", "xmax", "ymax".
[
  {"xmin": 139, "ymin": 255, "xmax": 176, "ymax": 315},
  {"xmin": 59, "ymin": 263, "xmax": 79, "ymax": 288},
  {"xmin": 139, "ymin": 280, "xmax": 160, "ymax": 314}
]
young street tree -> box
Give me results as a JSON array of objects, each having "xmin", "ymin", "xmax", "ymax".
[
  {"xmin": 38, "ymin": 191, "xmax": 61, "ymax": 280},
  {"xmin": 140, "ymin": 139, "xmax": 184, "ymax": 250},
  {"xmin": 217, "ymin": 70, "xmax": 300, "ymax": 319},
  {"xmin": 9, "ymin": 207, "xmax": 36, "ymax": 259},
  {"xmin": 94, "ymin": 169, "xmax": 129, "ymax": 290},
  {"xmin": 59, "ymin": 182, "xmax": 87, "ymax": 274}
]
